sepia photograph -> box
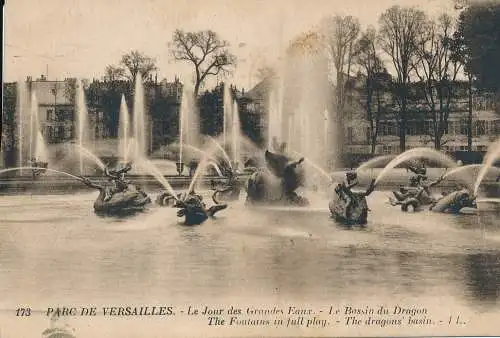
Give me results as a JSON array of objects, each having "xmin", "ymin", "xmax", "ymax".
[{"xmin": 1, "ymin": 0, "xmax": 500, "ymax": 336}]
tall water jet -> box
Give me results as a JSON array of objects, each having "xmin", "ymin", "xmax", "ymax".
[
  {"xmin": 232, "ymin": 99, "xmax": 241, "ymax": 167},
  {"xmin": 35, "ymin": 130, "xmax": 49, "ymax": 163},
  {"xmin": 223, "ymin": 83, "xmax": 233, "ymax": 148},
  {"xmin": 178, "ymin": 86, "xmax": 200, "ymax": 166},
  {"xmin": 473, "ymin": 137, "xmax": 500, "ymax": 197},
  {"xmin": 179, "ymin": 96, "xmax": 184, "ymax": 168},
  {"xmin": 28, "ymin": 91, "xmax": 49, "ymax": 163},
  {"xmin": 133, "ymin": 74, "xmax": 147, "ymax": 160},
  {"xmin": 118, "ymin": 95, "xmax": 130, "ymax": 161},
  {"xmin": 277, "ymin": 74, "xmax": 284, "ymax": 143},
  {"xmin": 76, "ymin": 79, "xmax": 89, "ymax": 174},
  {"xmin": 268, "ymin": 89, "xmax": 281, "ymax": 150},
  {"xmin": 287, "ymin": 114, "xmax": 294, "ymax": 151},
  {"xmin": 29, "ymin": 92, "xmax": 35, "ymax": 162},
  {"xmin": 323, "ymin": 108, "xmax": 329, "ymax": 150},
  {"xmin": 17, "ymin": 80, "xmax": 28, "ymax": 172},
  {"xmin": 281, "ymin": 31, "xmax": 333, "ymax": 170},
  {"xmin": 267, "ymin": 64, "xmax": 285, "ymax": 151}
]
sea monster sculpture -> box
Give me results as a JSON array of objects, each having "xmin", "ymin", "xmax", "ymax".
[
  {"xmin": 78, "ymin": 162, "xmax": 151, "ymax": 216},
  {"xmin": 329, "ymin": 171, "xmax": 376, "ymax": 226},
  {"xmin": 174, "ymin": 190, "xmax": 228, "ymax": 225},
  {"xmin": 245, "ymin": 147, "xmax": 309, "ymax": 206},
  {"xmin": 210, "ymin": 166, "xmax": 242, "ymax": 202},
  {"xmin": 429, "ymin": 187, "xmax": 477, "ymax": 214},
  {"xmin": 389, "ymin": 165, "xmax": 446, "ymax": 212}
]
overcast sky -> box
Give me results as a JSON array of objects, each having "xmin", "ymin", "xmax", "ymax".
[{"xmin": 5, "ymin": 0, "xmax": 460, "ymax": 89}]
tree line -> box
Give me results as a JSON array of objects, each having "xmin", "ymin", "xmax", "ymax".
[
  {"xmin": 3, "ymin": 2, "xmax": 500, "ymax": 168},
  {"xmin": 319, "ymin": 2, "xmax": 500, "ymax": 154}
]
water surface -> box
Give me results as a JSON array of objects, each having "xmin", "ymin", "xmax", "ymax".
[{"xmin": 0, "ymin": 191, "xmax": 499, "ymax": 337}]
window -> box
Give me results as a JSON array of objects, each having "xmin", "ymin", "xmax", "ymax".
[
  {"xmin": 459, "ymin": 120, "xmax": 468, "ymax": 135},
  {"xmin": 447, "ymin": 121, "xmax": 455, "ymax": 135},
  {"xmin": 382, "ymin": 145, "xmax": 394, "ymax": 154},
  {"xmin": 425, "ymin": 121, "xmax": 433, "ymax": 135},
  {"xmin": 46, "ymin": 109, "xmax": 54, "ymax": 121},
  {"xmin": 58, "ymin": 126, "xmax": 65, "ymax": 141},
  {"xmin": 389, "ymin": 122, "xmax": 398, "ymax": 136},
  {"xmin": 486, "ymin": 121, "xmax": 493, "ymax": 135},
  {"xmin": 347, "ymin": 127, "xmax": 353, "ymax": 143},
  {"xmin": 415, "ymin": 120, "xmax": 425, "ymax": 135},
  {"xmin": 47, "ymin": 126, "xmax": 54, "ymax": 141},
  {"xmin": 475, "ymin": 120, "xmax": 486, "ymax": 136}
]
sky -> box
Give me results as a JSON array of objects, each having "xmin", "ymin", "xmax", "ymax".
[{"xmin": 4, "ymin": 0, "xmax": 460, "ymax": 90}]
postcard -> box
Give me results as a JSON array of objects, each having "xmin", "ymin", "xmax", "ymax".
[{"xmin": 2, "ymin": 0, "xmax": 500, "ymax": 337}]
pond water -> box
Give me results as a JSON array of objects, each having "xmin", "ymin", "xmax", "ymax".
[{"xmin": 0, "ymin": 190, "xmax": 499, "ymax": 337}]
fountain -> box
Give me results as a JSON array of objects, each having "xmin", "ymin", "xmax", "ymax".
[
  {"xmin": 223, "ymin": 83, "xmax": 233, "ymax": 148},
  {"xmin": 16, "ymin": 81, "xmax": 29, "ymax": 173},
  {"xmin": 136, "ymin": 156, "xmax": 178, "ymax": 199},
  {"xmin": 28, "ymin": 91, "xmax": 49, "ymax": 164},
  {"xmin": 207, "ymin": 136, "xmax": 232, "ymax": 169},
  {"xmin": 0, "ymin": 166, "xmax": 83, "ymax": 180},
  {"xmin": 133, "ymin": 74, "xmax": 147, "ymax": 160},
  {"xmin": 75, "ymin": 145, "xmax": 107, "ymax": 170},
  {"xmin": 267, "ymin": 88, "xmax": 283, "ymax": 151},
  {"xmin": 178, "ymin": 86, "xmax": 200, "ymax": 174},
  {"xmin": 440, "ymin": 164, "xmax": 485, "ymax": 192},
  {"xmin": 167, "ymin": 142, "xmax": 216, "ymax": 163},
  {"xmin": 357, "ymin": 155, "xmax": 397, "ymax": 172},
  {"xmin": 274, "ymin": 31, "xmax": 335, "ymax": 178},
  {"xmin": 178, "ymin": 88, "xmax": 188, "ymax": 174},
  {"xmin": 186, "ymin": 141, "xmax": 224, "ymax": 194},
  {"xmin": 76, "ymin": 79, "xmax": 89, "ymax": 174},
  {"xmin": 119, "ymin": 94, "xmax": 130, "ymax": 162},
  {"xmin": 242, "ymin": 32, "xmax": 335, "ymax": 204},
  {"xmin": 473, "ymin": 137, "xmax": 500, "ymax": 197},
  {"xmin": 206, "ymin": 160, "xmax": 223, "ymax": 177},
  {"xmin": 231, "ymin": 99, "xmax": 241, "ymax": 168},
  {"xmin": 375, "ymin": 147, "xmax": 458, "ymax": 186}
]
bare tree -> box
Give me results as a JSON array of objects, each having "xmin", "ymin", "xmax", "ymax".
[
  {"xmin": 378, "ymin": 5, "xmax": 427, "ymax": 152},
  {"xmin": 322, "ymin": 15, "xmax": 361, "ymax": 115},
  {"xmin": 169, "ymin": 29, "xmax": 236, "ymax": 99},
  {"xmin": 452, "ymin": 10, "xmax": 474, "ymax": 151},
  {"xmin": 104, "ymin": 65, "xmax": 126, "ymax": 82},
  {"xmin": 120, "ymin": 50, "xmax": 157, "ymax": 84},
  {"xmin": 354, "ymin": 27, "xmax": 390, "ymax": 154},
  {"xmin": 414, "ymin": 14, "xmax": 463, "ymax": 150}
]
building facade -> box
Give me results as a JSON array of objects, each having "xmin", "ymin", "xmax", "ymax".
[
  {"xmin": 344, "ymin": 79, "xmax": 500, "ymax": 156},
  {"xmin": 27, "ymin": 76, "xmax": 77, "ymax": 144},
  {"xmin": 242, "ymin": 76, "xmax": 500, "ymax": 163}
]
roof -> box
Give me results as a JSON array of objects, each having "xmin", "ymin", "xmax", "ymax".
[
  {"xmin": 242, "ymin": 77, "xmax": 275, "ymax": 101},
  {"xmin": 29, "ymin": 80, "xmax": 74, "ymax": 106}
]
